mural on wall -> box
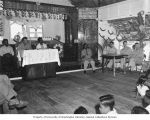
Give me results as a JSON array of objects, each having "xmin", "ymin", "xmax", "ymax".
[
  {"xmin": 98, "ymin": 11, "xmax": 150, "ymax": 49},
  {"xmin": 98, "ymin": 11, "xmax": 150, "ymax": 60},
  {"xmin": 108, "ymin": 11, "xmax": 150, "ymax": 42},
  {"xmin": 98, "ymin": 21, "xmax": 119, "ymax": 60},
  {"xmin": 78, "ymin": 19, "xmax": 98, "ymax": 60}
]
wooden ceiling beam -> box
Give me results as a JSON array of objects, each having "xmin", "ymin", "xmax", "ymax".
[
  {"xmin": 92, "ymin": 0, "xmax": 99, "ymax": 7},
  {"xmin": 70, "ymin": 0, "xmax": 126, "ymax": 7}
]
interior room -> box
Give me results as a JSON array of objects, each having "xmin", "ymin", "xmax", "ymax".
[{"xmin": 1, "ymin": 0, "xmax": 150, "ymax": 115}]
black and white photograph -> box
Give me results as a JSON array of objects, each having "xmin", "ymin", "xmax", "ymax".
[{"xmin": 0, "ymin": 0, "xmax": 150, "ymax": 119}]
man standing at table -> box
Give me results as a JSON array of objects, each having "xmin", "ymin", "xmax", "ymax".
[
  {"xmin": 103, "ymin": 41, "xmax": 117, "ymax": 69},
  {"xmin": 81, "ymin": 43, "xmax": 96, "ymax": 74},
  {"xmin": 17, "ymin": 37, "xmax": 31, "ymax": 66},
  {"xmin": 120, "ymin": 41, "xmax": 132, "ymax": 69}
]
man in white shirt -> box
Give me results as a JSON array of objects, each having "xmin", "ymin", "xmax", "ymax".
[
  {"xmin": 129, "ymin": 43, "xmax": 144, "ymax": 71},
  {"xmin": 103, "ymin": 41, "xmax": 117, "ymax": 68},
  {"xmin": 143, "ymin": 90, "xmax": 150, "ymax": 113},
  {"xmin": 137, "ymin": 85, "xmax": 149, "ymax": 97},
  {"xmin": 120, "ymin": 41, "xmax": 132, "ymax": 69},
  {"xmin": 36, "ymin": 37, "xmax": 47, "ymax": 50},
  {"xmin": 0, "ymin": 39, "xmax": 14, "ymax": 56}
]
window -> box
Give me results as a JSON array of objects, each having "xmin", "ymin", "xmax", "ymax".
[
  {"xmin": 10, "ymin": 21, "xmax": 25, "ymax": 39},
  {"xmin": 29, "ymin": 25, "xmax": 43, "ymax": 38}
]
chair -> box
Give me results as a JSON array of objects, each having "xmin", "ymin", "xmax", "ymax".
[
  {"xmin": 81, "ymin": 60, "xmax": 92, "ymax": 69},
  {"xmin": 135, "ymin": 63, "xmax": 143, "ymax": 72}
]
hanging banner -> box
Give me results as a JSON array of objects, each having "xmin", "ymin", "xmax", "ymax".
[
  {"xmin": 3, "ymin": 9, "xmax": 67, "ymax": 21},
  {"xmin": 79, "ymin": 8, "xmax": 98, "ymax": 20}
]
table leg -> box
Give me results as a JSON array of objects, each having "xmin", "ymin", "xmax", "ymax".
[
  {"xmin": 113, "ymin": 57, "xmax": 116, "ymax": 77},
  {"xmin": 123, "ymin": 58, "xmax": 126, "ymax": 74},
  {"xmin": 102, "ymin": 57, "xmax": 104, "ymax": 73}
]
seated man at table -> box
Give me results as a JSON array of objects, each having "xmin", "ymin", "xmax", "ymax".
[
  {"xmin": 81, "ymin": 43, "xmax": 96, "ymax": 74},
  {"xmin": 36, "ymin": 37, "xmax": 47, "ymax": 50},
  {"xmin": 0, "ymin": 39, "xmax": 18, "ymax": 72},
  {"xmin": 129, "ymin": 42, "xmax": 144, "ymax": 71},
  {"xmin": 17, "ymin": 37, "xmax": 31, "ymax": 65},
  {"xmin": 120, "ymin": 41, "xmax": 132, "ymax": 69},
  {"xmin": 103, "ymin": 41, "xmax": 117, "ymax": 69}
]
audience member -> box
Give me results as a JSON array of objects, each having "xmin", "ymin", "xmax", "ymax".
[
  {"xmin": 0, "ymin": 74, "xmax": 28, "ymax": 110},
  {"xmin": 136, "ymin": 75, "xmax": 149, "ymax": 97},
  {"xmin": 131, "ymin": 106, "xmax": 149, "ymax": 114},
  {"xmin": 99, "ymin": 94, "xmax": 117, "ymax": 114},
  {"xmin": 142, "ymin": 90, "xmax": 150, "ymax": 113},
  {"xmin": 36, "ymin": 37, "xmax": 47, "ymax": 49},
  {"xmin": 74, "ymin": 106, "xmax": 88, "ymax": 114},
  {"xmin": 81, "ymin": 43, "xmax": 96, "ymax": 74}
]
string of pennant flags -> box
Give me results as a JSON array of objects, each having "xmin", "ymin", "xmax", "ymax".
[{"xmin": 3, "ymin": 9, "xmax": 67, "ymax": 20}]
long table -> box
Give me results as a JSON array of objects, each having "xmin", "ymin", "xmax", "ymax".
[
  {"xmin": 102, "ymin": 54, "xmax": 127, "ymax": 77},
  {"xmin": 22, "ymin": 49, "xmax": 60, "ymax": 80}
]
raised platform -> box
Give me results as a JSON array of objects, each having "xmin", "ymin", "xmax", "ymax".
[{"xmin": 6, "ymin": 61, "xmax": 101, "ymax": 79}]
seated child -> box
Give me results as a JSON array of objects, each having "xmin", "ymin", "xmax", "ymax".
[
  {"xmin": 131, "ymin": 106, "xmax": 149, "ymax": 114},
  {"xmin": 142, "ymin": 90, "xmax": 150, "ymax": 113},
  {"xmin": 136, "ymin": 75, "xmax": 149, "ymax": 97},
  {"xmin": 98, "ymin": 94, "xmax": 117, "ymax": 114},
  {"xmin": 74, "ymin": 106, "xmax": 88, "ymax": 114}
]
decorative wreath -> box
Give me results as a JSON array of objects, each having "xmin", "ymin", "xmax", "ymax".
[
  {"xmin": 13, "ymin": 34, "xmax": 21, "ymax": 43},
  {"xmin": 53, "ymin": 44, "xmax": 63, "ymax": 57}
]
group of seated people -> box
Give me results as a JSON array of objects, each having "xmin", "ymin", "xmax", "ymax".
[
  {"xmin": 0, "ymin": 37, "xmax": 50, "ymax": 74},
  {"xmin": 74, "ymin": 92, "xmax": 149, "ymax": 114},
  {"xmin": 81, "ymin": 40, "xmax": 146, "ymax": 74},
  {"xmin": 74, "ymin": 71, "xmax": 150, "ymax": 114},
  {"xmin": 103, "ymin": 40, "xmax": 145, "ymax": 71}
]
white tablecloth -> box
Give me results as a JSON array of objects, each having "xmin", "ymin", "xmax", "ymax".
[{"xmin": 22, "ymin": 49, "xmax": 60, "ymax": 66}]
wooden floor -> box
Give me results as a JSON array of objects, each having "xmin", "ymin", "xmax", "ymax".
[{"xmin": 13, "ymin": 70, "xmax": 143, "ymax": 114}]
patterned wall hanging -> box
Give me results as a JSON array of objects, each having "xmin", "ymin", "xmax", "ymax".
[{"xmin": 3, "ymin": 9, "xmax": 67, "ymax": 21}]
